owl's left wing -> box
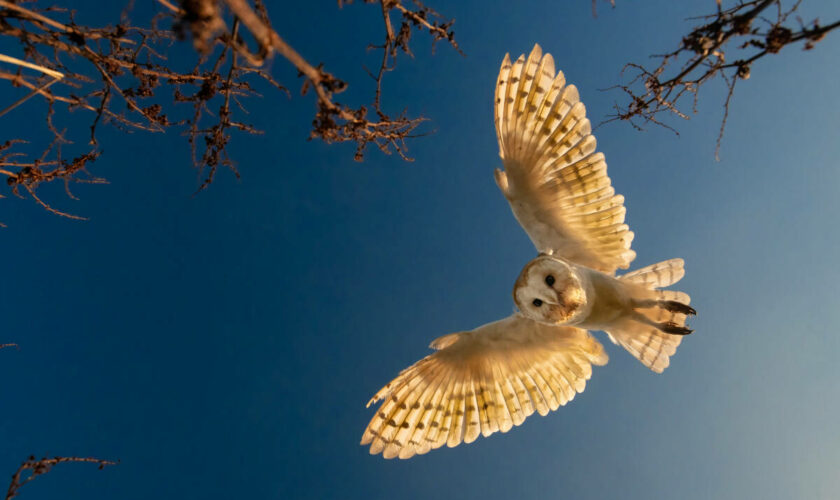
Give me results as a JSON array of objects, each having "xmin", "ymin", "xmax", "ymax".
[
  {"xmin": 494, "ymin": 44, "xmax": 635, "ymax": 274},
  {"xmin": 360, "ymin": 314, "xmax": 607, "ymax": 459}
]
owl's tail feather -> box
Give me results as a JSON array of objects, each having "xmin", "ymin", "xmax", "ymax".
[
  {"xmin": 606, "ymin": 259, "xmax": 694, "ymax": 373},
  {"xmin": 618, "ymin": 258, "xmax": 685, "ymax": 289}
]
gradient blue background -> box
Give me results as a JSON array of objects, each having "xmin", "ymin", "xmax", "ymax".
[{"xmin": 2, "ymin": 1, "xmax": 839, "ymax": 498}]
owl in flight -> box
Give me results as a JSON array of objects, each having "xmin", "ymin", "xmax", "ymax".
[{"xmin": 361, "ymin": 44, "xmax": 696, "ymax": 459}]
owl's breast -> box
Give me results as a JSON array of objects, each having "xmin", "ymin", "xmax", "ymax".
[{"xmin": 573, "ymin": 270, "xmax": 631, "ymax": 330}]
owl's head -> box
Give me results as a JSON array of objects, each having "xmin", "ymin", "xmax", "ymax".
[{"xmin": 513, "ymin": 254, "xmax": 587, "ymax": 325}]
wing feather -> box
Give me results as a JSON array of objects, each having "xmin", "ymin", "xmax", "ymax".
[
  {"xmin": 531, "ymin": 359, "xmax": 561, "ymax": 411},
  {"xmin": 512, "ymin": 351, "xmax": 549, "ymax": 416},
  {"xmin": 463, "ymin": 373, "xmax": 481, "ymax": 444},
  {"xmin": 396, "ymin": 366, "xmax": 448, "ymax": 458},
  {"xmin": 362, "ymin": 315, "xmax": 607, "ymax": 458},
  {"xmin": 425, "ymin": 376, "xmax": 456, "ymax": 451},
  {"xmin": 447, "ymin": 379, "xmax": 466, "ymax": 448}
]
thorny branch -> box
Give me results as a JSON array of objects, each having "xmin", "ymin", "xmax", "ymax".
[
  {"xmin": 5, "ymin": 456, "xmax": 115, "ymax": 500},
  {"xmin": 606, "ymin": 0, "xmax": 840, "ymax": 159},
  {"xmin": 0, "ymin": 0, "xmax": 460, "ymax": 221}
]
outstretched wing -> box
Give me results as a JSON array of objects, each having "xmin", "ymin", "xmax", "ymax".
[
  {"xmin": 360, "ymin": 314, "xmax": 607, "ymax": 459},
  {"xmin": 494, "ymin": 44, "xmax": 635, "ymax": 274}
]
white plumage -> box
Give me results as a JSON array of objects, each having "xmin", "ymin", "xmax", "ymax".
[{"xmin": 361, "ymin": 44, "xmax": 695, "ymax": 459}]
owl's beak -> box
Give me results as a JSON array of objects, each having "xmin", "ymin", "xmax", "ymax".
[
  {"xmin": 544, "ymin": 286, "xmax": 584, "ymax": 324},
  {"xmin": 545, "ymin": 302, "xmax": 579, "ymax": 324}
]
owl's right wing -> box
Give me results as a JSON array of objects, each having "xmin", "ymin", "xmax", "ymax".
[
  {"xmin": 360, "ymin": 314, "xmax": 607, "ymax": 459},
  {"xmin": 494, "ymin": 44, "xmax": 635, "ymax": 274}
]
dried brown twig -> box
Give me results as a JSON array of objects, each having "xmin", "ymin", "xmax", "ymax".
[
  {"xmin": 0, "ymin": 139, "xmax": 104, "ymax": 221},
  {"xmin": 0, "ymin": 53, "xmax": 63, "ymax": 119},
  {"xmin": 5, "ymin": 456, "xmax": 115, "ymax": 500},
  {"xmin": 1, "ymin": 350, "xmax": 112, "ymax": 500},
  {"xmin": 605, "ymin": 0, "xmax": 839, "ymax": 158}
]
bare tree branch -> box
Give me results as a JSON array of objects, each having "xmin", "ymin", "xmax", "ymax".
[
  {"xmin": 5, "ymin": 456, "xmax": 116, "ymax": 500},
  {"xmin": 203, "ymin": 0, "xmax": 462, "ymax": 161},
  {"xmin": 605, "ymin": 0, "xmax": 840, "ymax": 159},
  {"xmin": 0, "ymin": 0, "xmax": 460, "ymax": 221}
]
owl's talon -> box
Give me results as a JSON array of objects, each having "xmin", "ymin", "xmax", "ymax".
[
  {"xmin": 659, "ymin": 300, "xmax": 696, "ymax": 316},
  {"xmin": 659, "ymin": 322, "xmax": 693, "ymax": 335}
]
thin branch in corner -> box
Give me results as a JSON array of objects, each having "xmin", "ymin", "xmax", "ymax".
[
  {"xmin": 604, "ymin": 0, "xmax": 839, "ymax": 158},
  {"xmin": 5, "ymin": 456, "xmax": 116, "ymax": 500}
]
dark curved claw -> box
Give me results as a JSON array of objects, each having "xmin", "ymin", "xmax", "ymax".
[
  {"xmin": 660, "ymin": 321, "xmax": 694, "ymax": 336},
  {"xmin": 659, "ymin": 300, "xmax": 697, "ymax": 316}
]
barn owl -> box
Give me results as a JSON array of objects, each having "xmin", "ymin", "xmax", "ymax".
[{"xmin": 360, "ymin": 44, "xmax": 695, "ymax": 459}]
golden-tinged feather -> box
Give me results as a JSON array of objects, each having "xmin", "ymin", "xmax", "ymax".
[
  {"xmin": 463, "ymin": 372, "xmax": 481, "ymax": 444},
  {"xmin": 446, "ymin": 379, "xmax": 466, "ymax": 448},
  {"xmin": 425, "ymin": 375, "xmax": 456, "ymax": 452}
]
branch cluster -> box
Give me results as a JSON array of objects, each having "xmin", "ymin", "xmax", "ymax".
[
  {"xmin": 0, "ymin": 0, "xmax": 460, "ymax": 220},
  {"xmin": 0, "ymin": 0, "xmax": 277, "ymax": 216},
  {"xmin": 178, "ymin": 0, "xmax": 461, "ymax": 161},
  {"xmin": 0, "ymin": 139, "xmax": 103, "ymax": 221},
  {"xmin": 607, "ymin": 0, "xmax": 839, "ymax": 158}
]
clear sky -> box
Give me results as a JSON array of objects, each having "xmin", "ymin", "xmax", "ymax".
[{"xmin": 2, "ymin": 1, "xmax": 839, "ymax": 499}]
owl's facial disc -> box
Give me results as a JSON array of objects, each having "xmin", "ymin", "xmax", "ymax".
[{"xmin": 513, "ymin": 255, "xmax": 586, "ymax": 325}]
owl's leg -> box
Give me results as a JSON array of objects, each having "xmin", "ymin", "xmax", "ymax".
[
  {"xmin": 631, "ymin": 298, "xmax": 696, "ymax": 316},
  {"xmin": 629, "ymin": 311, "xmax": 693, "ymax": 336}
]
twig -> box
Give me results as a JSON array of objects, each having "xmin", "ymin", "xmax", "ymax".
[
  {"xmin": 0, "ymin": 52, "xmax": 64, "ymax": 118},
  {"xmin": 5, "ymin": 456, "xmax": 116, "ymax": 500},
  {"xmin": 0, "ymin": 53, "xmax": 64, "ymax": 79}
]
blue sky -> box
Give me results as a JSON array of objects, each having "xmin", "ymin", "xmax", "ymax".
[{"xmin": 1, "ymin": 0, "xmax": 839, "ymax": 499}]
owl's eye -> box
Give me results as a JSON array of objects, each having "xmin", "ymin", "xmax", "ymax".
[
  {"xmin": 532, "ymin": 299, "xmax": 543, "ymax": 307},
  {"xmin": 545, "ymin": 275, "xmax": 555, "ymax": 287}
]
